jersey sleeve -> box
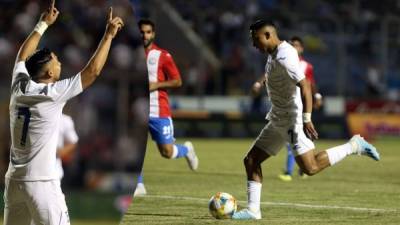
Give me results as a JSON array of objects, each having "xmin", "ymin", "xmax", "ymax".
[
  {"xmin": 63, "ymin": 116, "xmax": 79, "ymax": 144},
  {"xmin": 279, "ymin": 49, "xmax": 305, "ymax": 83},
  {"xmin": 162, "ymin": 52, "xmax": 181, "ymax": 80},
  {"xmin": 11, "ymin": 61, "xmax": 30, "ymax": 88},
  {"xmin": 49, "ymin": 73, "xmax": 83, "ymax": 103}
]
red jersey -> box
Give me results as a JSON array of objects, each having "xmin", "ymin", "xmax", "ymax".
[
  {"xmin": 146, "ymin": 44, "xmax": 181, "ymax": 118},
  {"xmin": 299, "ymin": 56, "xmax": 315, "ymax": 84}
]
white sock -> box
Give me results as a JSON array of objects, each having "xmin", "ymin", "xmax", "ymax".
[
  {"xmin": 326, "ymin": 143, "xmax": 353, "ymax": 165},
  {"xmin": 247, "ymin": 181, "xmax": 262, "ymax": 213},
  {"xmin": 170, "ymin": 145, "xmax": 178, "ymax": 159}
]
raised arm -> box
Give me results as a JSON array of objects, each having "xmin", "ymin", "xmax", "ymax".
[
  {"xmin": 80, "ymin": 7, "xmax": 124, "ymax": 90},
  {"xmin": 16, "ymin": 0, "xmax": 59, "ymax": 63}
]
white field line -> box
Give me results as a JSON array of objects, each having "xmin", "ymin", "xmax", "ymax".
[{"xmin": 140, "ymin": 194, "xmax": 397, "ymax": 213}]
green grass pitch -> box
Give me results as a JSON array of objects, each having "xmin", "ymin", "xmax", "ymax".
[{"xmin": 121, "ymin": 138, "xmax": 400, "ymax": 225}]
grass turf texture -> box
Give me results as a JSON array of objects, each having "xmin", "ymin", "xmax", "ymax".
[{"xmin": 121, "ymin": 138, "xmax": 400, "ymax": 225}]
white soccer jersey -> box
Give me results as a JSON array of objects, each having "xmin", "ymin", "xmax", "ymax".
[
  {"xmin": 56, "ymin": 114, "xmax": 78, "ymax": 179},
  {"xmin": 6, "ymin": 61, "xmax": 82, "ymax": 181},
  {"xmin": 264, "ymin": 41, "xmax": 305, "ymax": 125}
]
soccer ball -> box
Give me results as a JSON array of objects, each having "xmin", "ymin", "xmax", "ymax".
[{"xmin": 208, "ymin": 192, "xmax": 237, "ymax": 219}]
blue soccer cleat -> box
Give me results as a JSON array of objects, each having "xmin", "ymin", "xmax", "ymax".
[
  {"xmin": 350, "ymin": 135, "xmax": 380, "ymax": 161},
  {"xmin": 232, "ymin": 209, "xmax": 261, "ymax": 220}
]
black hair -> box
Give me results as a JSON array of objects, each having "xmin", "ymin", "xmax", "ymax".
[
  {"xmin": 249, "ymin": 19, "xmax": 276, "ymax": 33},
  {"xmin": 290, "ymin": 36, "xmax": 304, "ymax": 47},
  {"xmin": 138, "ymin": 18, "xmax": 155, "ymax": 31},
  {"xmin": 25, "ymin": 48, "xmax": 52, "ymax": 81}
]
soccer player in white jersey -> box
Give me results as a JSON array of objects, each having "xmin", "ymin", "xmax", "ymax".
[
  {"xmin": 4, "ymin": 1, "xmax": 124, "ymax": 224},
  {"xmin": 232, "ymin": 20, "xmax": 380, "ymax": 220},
  {"xmin": 56, "ymin": 114, "xmax": 78, "ymax": 180}
]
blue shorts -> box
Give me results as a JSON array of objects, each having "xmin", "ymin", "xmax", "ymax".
[{"xmin": 149, "ymin": 117, "xmax": 175, "ymax": 144}]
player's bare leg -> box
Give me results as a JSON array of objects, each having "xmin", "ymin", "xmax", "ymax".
[
  {"xmin": 233, "ymin": 146, "xmax": 270, "ymax": 220},
  {"xmin": 296, "ymin": 135, "xmax": 380, "ymax": 176},
  {"xmin": 244, "ymin": 146, "xmax": 271, "ymax": 182},
  {"xmin": 295, "ymin": 150, "xmax": 329, "ymax": 175},
  {"xmin": 157, "ymin": 143, "xmax": 175, "ymax": 158}
]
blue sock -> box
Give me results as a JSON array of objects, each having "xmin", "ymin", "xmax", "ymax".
[
  {"xmin": 174, "ymin": 144, "xmax": 188, "ymax": 158},
  {"xmin": 137, "ymin": 174, "xmax": 143, "ymax": 184},
  {"xmin": 286, "ymin": 144, "xmax": 295, "ymax": 175}
]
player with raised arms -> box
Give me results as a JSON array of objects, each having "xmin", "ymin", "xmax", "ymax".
[
  {"xmin": 4, "ymin": 1, "xmax": 123, "ymax": 224},
  {"xmin": 232, "ymin": 19, "xmax": 380, "ymax": 220}
]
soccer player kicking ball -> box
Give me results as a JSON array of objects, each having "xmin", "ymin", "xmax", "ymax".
[
  {"xmin": 4, "ymin": 1, "xmax": 123, "ymax": 224},
  {"xmin": 232, "ymin": 20, "xmax": 380, "ymax": 220},
  {"xmin": 134, "ymin": 19, "xmax": 199, "ymax": 196}
]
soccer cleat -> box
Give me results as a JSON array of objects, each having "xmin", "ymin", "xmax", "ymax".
[
  {"xmin": 299, "ymin": 170, "xmax": 308, "ymax": 179},
  {"xmin": 278, "ymin": 174, "xmax": 292, "ymax": 182},
  {"xmin": 349, "ymin": 135, "xmax": 380, "ymax": 161},
  {"xmin": 300, "ymin": 173, "xmax": 308, "ymax": 179},
  {"xmin": 232, "ymin": 209, "xmax": 261, "ymax": 220},
  {"xmin": 184, "ymin": 141, "xmax": 199, "ymax": 171},
  {"xmin": 133, "ymin": 183, "xmax": 147, "ymax": 197}
]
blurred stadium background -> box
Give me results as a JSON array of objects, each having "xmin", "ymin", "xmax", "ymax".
[{"xmin": 1, "ymin": 0, "xmax": 400, "ymax": 224}]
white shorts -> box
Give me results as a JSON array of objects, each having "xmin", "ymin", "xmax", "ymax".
[
  {"xmin": 252, "ymin": 121, "xmax": 315, "ymax": 156},
  {"xmin": 3, "ymin": 178, "xmax": 70, "ymax": 225}
]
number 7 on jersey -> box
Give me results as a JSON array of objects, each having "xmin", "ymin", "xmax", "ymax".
[{"xmin": 17, "ymin": 107, "xmax": 31, "ymax": 147}]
